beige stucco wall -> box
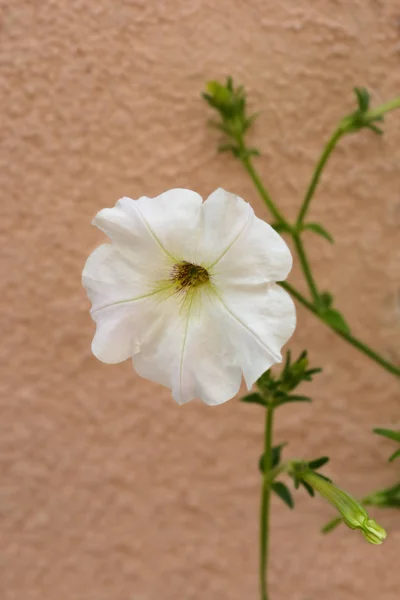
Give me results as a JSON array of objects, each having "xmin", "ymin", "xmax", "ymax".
[{"xmin": 1, "ymin": 1, "xmax": 399, "ymax": 599}]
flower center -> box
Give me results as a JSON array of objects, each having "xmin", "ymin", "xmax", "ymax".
[{"xmin": 171, "ymin": 261, "xmax": 210, "ymax": 291}]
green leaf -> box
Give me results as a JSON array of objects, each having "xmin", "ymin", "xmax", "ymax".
[
  {"xmin": 303, "ymin": 222, "xmax": 334, "ymax": 244},
  {"xmin": 323, "ymin": 308, "xmax": 351, "ymax": 335},
  {"xmin": 272, "ymin": 481, "xmax": 294, "ymax": 509},
  {"xmin": 308, "ymin": 456, "xmax": 330, "ymax": 470},
  {"xmin": 363, "ymin": 483, "xmax": 400, "ymax": 507},
  {"xmin": 271, "ymin": 443, "xmax": 287, "ymax": 468},
  {"xmin": 275, "ymin": 394, "xmax": 312, "ymax": 406},
  {"xmin": 322, "ymin": 516, "xmax": 343, "ymax": 534},
  {"xmin": 373, "ymin": 428, "xmax": 400, "ymax": 443},
  {"xmin": 389, "ymin": 449, "xmax": 400, "ymax": 462},
  {"xmin": 259, "ymin": 443, "xmax": 287, "ymax": 473},
  {"xmin": 240, "ymin": 392, "xmax": 266, "ymax": 407}
]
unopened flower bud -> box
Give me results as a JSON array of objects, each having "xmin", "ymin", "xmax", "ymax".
[{"xmin": 301, "ymin": 471, "xmax": 386, "ymax": 545}]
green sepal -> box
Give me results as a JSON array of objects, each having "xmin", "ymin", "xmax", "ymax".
[
  {"xmin": 322, "ymin": 516, "xmax": 343, "ymax": 534},
  {"xmin": 272, "ymin": 481, "xmax": 294, "ymax": 509},
  {"xmin": 303, "ymin": 222, "xmax": 334, "ymax": 244},
  {"xmin": 300, "ymin": 480, "xmax": 315, "ymax": 497},
  {"xmin": 389, "ymin": 449, "xmax": 400, "ymax": 462}
]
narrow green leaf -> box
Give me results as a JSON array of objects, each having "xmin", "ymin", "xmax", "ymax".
[
  {"xmin": 373, "ymin": 428, "xmax": 400, "ymax": 443},
  {"xmin": 322, "ymin": 517, "xmax": 343, "ymax": 534},
  {"xmin": 367, "ymin": 123, "xmax": 384, "ymax": 135},
  {"xmin": 303, "ymin": 222, "xmax": 334, "ymax": 244},
  {"xmin": 240, "ymin": 392, "xmax": 266, "ymax": 407},
  {"xmin": 272, "ymin": 482, "xmax": 294, "ymax": 509},
  {"xmin": 389, "ymin": 449, "xmax": 400, "ymax": 462},
  {"xmin": 304, "ymin": 367, "xmax": 323, "ymax": 378},
  {"xmin": 308, "ymin": 456, "xmax": 330, "ymax": 470},
  {"xmin": 276, "ymin": 394, "xmax": 312, "ymax": 406},
  {"xmin": 323, "ymin": 308, "xmax": 351, "ymax": 335}
]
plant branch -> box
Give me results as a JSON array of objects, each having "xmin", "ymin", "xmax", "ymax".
[
  {"xmin": 280, "ymin": 281, "xmax": 400, "ymax": 377},
  {"xmin": 296, "ymin": 126, "xmax": 344, "ymax": 225},
  {"xmin": 292, "ymin": 233, "xmax": 320, "ymax": 305}
]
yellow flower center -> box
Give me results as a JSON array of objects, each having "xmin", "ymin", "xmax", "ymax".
[{"xmin": 171, "ymin": 261, "xmax": 210, "ymax": 292}]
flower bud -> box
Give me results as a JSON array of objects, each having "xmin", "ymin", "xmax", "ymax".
[
  {"xmin": 301, "ymin": 471, "xmax": 386, "ymax": 545},
  {"xmin": 362, "ymin": 519, "xmax": 387, "ymax": 545}
]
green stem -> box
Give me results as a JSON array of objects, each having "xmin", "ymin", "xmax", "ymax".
[
  {"xmin": 292, "ymin": 234, "xmax": 320, "ymax": 304},
  {"xmin": 238, "ymin": 144, "xmax": 289, "ymax": 228},
  {"xmin": 296, "ymin": 126, "xmax": 344, "ymax": 225},
  {"xmin": 260, "ymin": 404, "xmax": 274, "ymax": 600},
  {"xmin": 280, "ymin": 281, "xmax": 400, "ymax": 377},
  {"xmin": 366, "ymin": 96, "xmax": 400, "ymax": 120}
]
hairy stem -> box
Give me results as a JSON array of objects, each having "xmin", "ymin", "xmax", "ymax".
[{"xmin": 260, "ymin": 404, "xmax": 274, "ymax": 600}]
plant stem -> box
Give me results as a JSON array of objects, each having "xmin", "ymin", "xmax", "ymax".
[
  {"xmin": 366, "ymin": 96, "xmax": 400, "ymax": 120},
  {"xmin": 280, "ymin": 281, "xmax": 400, "ymax": 377},
  {"xmin": 238, "ymin": 144, "xmax": 289, "ymax": 228},
  {"xmin": 292, "ymin": 233, "xmax": 320, "ymax": 305},
  {"xmin": 260, "ymin": 403, "xmax": 274, "ymax": 600},
  {"xmin": 296, "ymin": 126, "xmax": 344, "ymax": 225}
]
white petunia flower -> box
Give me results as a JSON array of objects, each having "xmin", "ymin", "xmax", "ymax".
[{"xmin": 82, "ymin": 188, "xmax": 296, "ymax": 406}]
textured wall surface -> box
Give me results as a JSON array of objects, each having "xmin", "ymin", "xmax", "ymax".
[{"xmin": 1, "ymin": 1, "xmax": 399, "ymax": 599}]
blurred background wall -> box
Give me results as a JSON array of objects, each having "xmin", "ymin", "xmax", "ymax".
[{"xmin": 1, "ymin": 1, "xmax": 399, "ymax": 599}]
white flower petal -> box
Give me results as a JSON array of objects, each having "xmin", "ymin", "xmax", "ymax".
[
  {"xmin": 82, "ymin": 244, "xmax": 154, "ymax": 312},
  {"xmin": 133, "ymin": 289, "xmax": 243, "ymax": 406},
  {"xmin": 210, "ymin": 198, "xmax": 293, "ymax": 285},
  {"xmin": 197, "ymin": 188, "xmax": 253, "ymax": 265},
  {"xmin": 135, "ymin": 189, "xmax": 203, "ymax": 261},
  {"xmin": 82, "ymin": 244, "xmax": 165, "ymax": 363},
  {"xmin": 93, "ymin": 197, "xmax": 169, "ymax": 279},
  {"xmin": 214, "ymin": 284, "xmax": 296, "ymax": 388}
]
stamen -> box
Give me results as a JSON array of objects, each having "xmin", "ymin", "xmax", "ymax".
[{"xmin": 171, "ymin": 261, "xmax": 210, "ymax": 291}]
